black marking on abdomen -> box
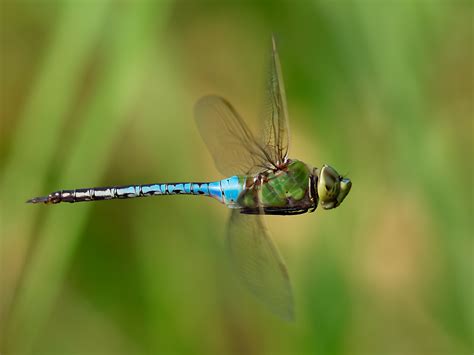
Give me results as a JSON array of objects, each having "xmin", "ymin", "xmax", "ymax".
[{"xmin": 240, "ymin": 206, "xmax": 310, "ymax": 215}]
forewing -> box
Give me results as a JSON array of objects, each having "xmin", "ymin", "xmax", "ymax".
[
  {"xmin": 261, "ymin": 35, "xmax": 290, "ymax": 166},
  {"xmin": 227, "ymin": 209, "xmax": 294, "ymax": 320},
  {"xmin": 195, "ymin": 95, "xmax": 271, "ymax": 176}
]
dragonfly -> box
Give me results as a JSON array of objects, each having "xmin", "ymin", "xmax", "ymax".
[{"xmin": 28, "ymin": 36, "xmax": 351, "ymax": 320}]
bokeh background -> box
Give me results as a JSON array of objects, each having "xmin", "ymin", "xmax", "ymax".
[{"xmin": 1, "ymin": 1, "xmax": 472, "ymax": 354}]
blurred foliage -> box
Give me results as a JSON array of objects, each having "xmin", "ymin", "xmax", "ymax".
[{"xmin": 1, "ymin": 1, "xmax": 472, "ymax": 354}]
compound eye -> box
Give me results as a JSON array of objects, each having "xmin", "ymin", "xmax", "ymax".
[
  {"xmin": 336, "ymin": 179, "xmax": 352, "ymax": 205},
  {"xmin": 318, "ymin": 165, "xmax": 340, "ymax": 204}
]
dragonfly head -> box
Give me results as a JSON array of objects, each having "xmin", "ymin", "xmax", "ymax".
[{"xmin": 316, "ymin": 165, "xmax": 352, "ymax": 210}]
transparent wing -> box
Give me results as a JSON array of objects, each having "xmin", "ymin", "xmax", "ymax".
[
  {"xmin": 261, "ymin": 35, "xmax": 290, "ymax": 166},
  {"xmin": 195, "ymin": 95, "xmax": 274, "ymax": 176},
  {"xmin": 227, "ymin": 209, "xmax": 294, "ymax": 320}
]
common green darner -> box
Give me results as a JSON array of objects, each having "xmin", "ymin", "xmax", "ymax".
[{"xmin": 28, "ymin": 36, "xmax": 351, "ymax": 320}]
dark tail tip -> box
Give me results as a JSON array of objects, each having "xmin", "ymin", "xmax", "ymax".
[{"xmin": 26, "ymin": 196, "xmax": 50, "ymax": 204}]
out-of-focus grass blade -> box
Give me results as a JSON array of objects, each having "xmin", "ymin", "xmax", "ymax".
[
  {"xmin": 2, "ymin": 0, "xmax": 110, "ymax": 350},
  {"xmin": 6, "ymin": 2, "xmax": 170, "ymax": 353},
  {"xmin": 0, "ymin": 1, "xmax": 108, "ymax": 235}
]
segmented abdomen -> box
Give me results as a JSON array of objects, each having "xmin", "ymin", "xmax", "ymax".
[{"xmin": 28, "ymin": 176, "xmax": 247, "ymax": 205}]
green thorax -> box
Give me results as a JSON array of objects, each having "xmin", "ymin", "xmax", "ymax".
[{"xmin": 237, "ymin": 159, "xmax": 316, "ymax": 212}]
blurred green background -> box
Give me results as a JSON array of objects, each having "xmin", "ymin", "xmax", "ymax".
[{"xmin": 1, "ymin": 1, "xmax": 472, "ymax": 354}]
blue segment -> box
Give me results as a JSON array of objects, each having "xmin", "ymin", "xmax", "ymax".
[
  {"xmin": 184, "ymin": 183, "xmax": 191, "ymax": 194},
  {"xmin": 192, "ymin": 183, "xmax": 209, "ymax": 195},
  {"xmin": 160, "ymin": 184, "xmax": 167, "ymax": 194},
  {"xmin": 142, "ymin": 184, "xmax": 161, "ymax": 195},
  {"xmin": 167, "ymin": 184, "xmax": 175, "ymax": 194},
  {"xmin": 174, "ymin": 183, "xmax": 184, "ymax": 194},
  {"xmin": 221, "ymin": 176, "xmax": 244, "ymax": 204},
  {"xmin": 151, "ymin": 184, "xmax": 160, "ymax": 193},
  {"xmin": 208, "ymin": 181, "xmax": 223, "ymax": 201},
  {"xmin": 117, "ymin": 186, "xmax": 136, "ymax": 197}
]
